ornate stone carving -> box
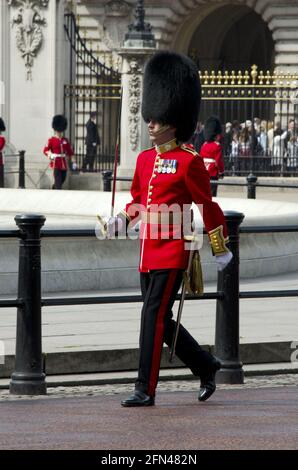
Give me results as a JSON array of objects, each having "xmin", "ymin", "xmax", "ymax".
[
  {"xmin": 104, "ymin": 0, "xmax": 130, "ymax": 17},
  {"xmin": 8, "ymin": 0, "xmax": 49, "ymax": 80},
  {"xmin": 128, "ymin": 59, "xmax": 141, "ymax": 151}
]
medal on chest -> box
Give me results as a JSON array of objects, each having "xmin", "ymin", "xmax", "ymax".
[{"xmin": 156, "ymin": 159, "xmax": 178, "ymax": 174}]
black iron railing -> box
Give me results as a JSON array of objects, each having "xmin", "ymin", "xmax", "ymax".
[
  {"xmin": 63, "ymin": 12, "xmax": 121, "ymax": 173},
  {"xmin": 0, "ymin": 151, "xmax": 26, "ymax": 189},
  {"xmin": 1, "ymin": 212, "xmax": 298, "ymax": 394},
  {"xmin": 223, "ymin": 154, "xmax": 298, "ymax": 177},
  {"xmin": 101, "ymin": 171, "xmax": 298, "ymax": 200}
]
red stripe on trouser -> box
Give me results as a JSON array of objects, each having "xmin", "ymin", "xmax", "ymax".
[{"xmin": 148, "ymin": 270, "xmax": 178, "ymax": 396}]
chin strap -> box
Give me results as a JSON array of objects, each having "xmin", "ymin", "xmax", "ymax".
[{"xmin": 150, "ymin": 124, "xmax": 171, "ymax": 137}]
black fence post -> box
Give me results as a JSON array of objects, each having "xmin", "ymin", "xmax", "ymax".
[
  {"xmin": 246, "ymin": 173, "xmax": 257, "ymax": 199},
  {"xmin": 215, "ymin": 210, "xmax": 245, "ymax": 384},
  {"xmin": 0, "ymin": 150, "xmax": 4, "ymax": 188},
  {"xmin": 10, "ymin": 214, "xmax": 46, "ymax": 395},
  {"xmin": 102, "ymin": 170, "xmax": 112, "ymax": 192},
  {"xmin": 18, "ymin": 150, "xmax": 25, "ymax": 189}
]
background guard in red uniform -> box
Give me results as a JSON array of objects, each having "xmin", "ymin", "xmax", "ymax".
[
  {"xmin": 106, "ymin": 51, "xmax": 233, "ymax": 407},
  {"xmin": 200, "ymin": 116, "xmax": 225, "ymax": 197},
  {"xmin": 0, "ymin": 118, "xmax": 6, "ymax": 187},
  {"xmin": 43, "ymin": 115, "xmax": 74, "ymax": 190}
]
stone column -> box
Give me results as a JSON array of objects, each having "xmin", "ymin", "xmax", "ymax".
[
  {"xmin": 117, "ymin": 0, "xmax": 156, "ymax": 180},
  {"xmin": 7, "ymin": 0, "xmax": 70, "ymax": 187},
  {"xmin": 118, "ymin": 47, "xmax": 155, "ymax": 177},
  {"xmin": 0, "ymin": 1, "xmax": 16, "ymax": 187},
  {"xmin": 0, "ymin": 1, "xmax": 10, "ymax": 130}
]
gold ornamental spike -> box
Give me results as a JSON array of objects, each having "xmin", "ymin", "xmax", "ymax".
[
  {"xmin": 231, "ymin": 70, "xmax": 235, "ymax": 85},
  {"xmin": 237, "ymin": 70, "xmax": 242, "ymax": 85},
  {"xmin": 265, "ymin": 71, "xmax": 271, "ymax": 85},
  {"xmin": 244, "ymin": 70, "xmax": 249, "ymax": 85},
  {"xmin": 251, "ymin": 64, "xmax": 258, "ymax": 85}
]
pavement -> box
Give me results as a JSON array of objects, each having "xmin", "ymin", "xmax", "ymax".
[
  {"xmin": 216, "ymin": 184, "xmax": 298, "ymax": 203},
  {"xmin": 0, "ymin": 270, "xmax": 297, "ymax": 380},
  {"xmin": 0, "ymin": 374, "xmax": 297, "ymax": 450}
]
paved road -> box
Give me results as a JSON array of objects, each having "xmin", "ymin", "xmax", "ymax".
[{"xmin": 0, "ymin": 382, "xmax": 297, "ymax": 450}]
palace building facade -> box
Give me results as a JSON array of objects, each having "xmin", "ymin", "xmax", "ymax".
[{"xmin": 1, "ymin": 0, "xmax": 298, "ymax": 186}]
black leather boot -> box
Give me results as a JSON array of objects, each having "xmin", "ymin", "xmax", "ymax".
[
  {"xmin": 198, "ymin": 359, "xmax": 221, "ymax": 402},
  {"xmin": 121, "ymin": 390, "xmax": 155, "ymax": 407}
]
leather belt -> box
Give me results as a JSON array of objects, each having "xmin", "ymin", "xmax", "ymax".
[
  {"xmin": 203, "ymin": 158, "xmax": 216, "ymax": 164},
  {"xmin": 141, "ymin": 211, "xmax": 192, "ymax": 225}
]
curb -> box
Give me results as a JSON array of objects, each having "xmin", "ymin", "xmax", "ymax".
[{"xmin": 0, "ymin": 340, "xmax": 295, "ymax": 381}]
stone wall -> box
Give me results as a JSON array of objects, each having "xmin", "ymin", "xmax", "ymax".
[
  {"xmin": 1, "ymin": 189, "xmax": 298, "ymax": 295},
  {"xmin": 2, "ymin": 0, "xmax": 298, "ymax": 187}
]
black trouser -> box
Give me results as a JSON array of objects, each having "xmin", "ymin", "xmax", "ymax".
[
  {"xmin": 83, "ymin": 145, "xmax": 96, "ymax": 171},
  {"xmin": 53, "ymin": 169, "xmax": 67, "ymax": 190},
  {"xmin": 136, "ymin": 269, "xmax": 216, "ymax": 397},
  {"xmin": 210, "ymin": 178, "xmax": 218, "ymax": 197}
]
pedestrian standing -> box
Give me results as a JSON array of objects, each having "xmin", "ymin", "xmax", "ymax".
[
  {"xmin": 189, "ymin": 121, "xmax": 205, "ymax": 153},
  {"xmin": 83, "ymin": 112, "xmax": 100, "ymax": 172}
]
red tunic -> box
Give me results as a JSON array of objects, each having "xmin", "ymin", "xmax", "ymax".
[
  {"xmin": 0, "ymin": 136, "xmax": 5, "ymax": 165},
  {"xmin": 122, "ymin": 141, "xmax": 228, "ymax": 272},
  {"xmin": 200, "ymin": 141, "xmax": 224, "ymax": 178},
  {"xmin": 43, "ymin": 136, "xmax": 73, "ymax": 170}
]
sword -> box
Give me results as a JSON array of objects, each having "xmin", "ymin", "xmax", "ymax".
[
  {"xmin": 110, "ymin": 87, "xmax": 122, "ymax": 217},
  {"xmin": 169, "ymin": 248, "xmax": 195, "ymax": 363}
]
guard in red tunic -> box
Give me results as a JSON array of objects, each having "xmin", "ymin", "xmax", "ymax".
[
  {"xmin": 107, "ymin": 52, "xmax": 232, "ymax": 407},
  {"xmin": 0, "ymin": 118, "xmax": 5, "ymax": 164},
  {"xmin": 200, "ymin": 116, "xmax": 224, "ymax": 197},
  {"xmin": 43, "ymin": 115, "xmax": 74, "ymax": 189}
]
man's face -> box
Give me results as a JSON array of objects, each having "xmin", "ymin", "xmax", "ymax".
[
  {"xmin": 289, "ymin": 121, "xmax": 295, "ymax": 131},
  {"xmin": 147, "ymin": 120, "xmax": 176, "ymax": 145}
]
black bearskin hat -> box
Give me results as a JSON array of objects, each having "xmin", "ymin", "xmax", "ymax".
[
  {"xmin": 0, "ymin": 118, "xmax": 5, "ymax": 132},
  {"xmin": 142, "ymin": 51, "xmax": 201, "ymax": 142},
  {"xmin": 52, "ymin": 115, "xmax": 67, "ymax": 132},
  {"xmin": 204, "ymin": 116, "xmax": 222, "ymax": 142}
]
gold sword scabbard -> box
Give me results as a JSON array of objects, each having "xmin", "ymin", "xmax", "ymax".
[{"xmin": 169, "ymin": 249, "xmax": 195, "ymax": 363}]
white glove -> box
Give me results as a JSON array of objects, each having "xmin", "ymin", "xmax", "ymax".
[
  {"xmin": 215, "ymin": 251, "xmax": 233, "ymax": 271},
  {"xmin": 92, "ymin": 142, "xmax": 97, "ymax": 147},
  {"xmin": 49, "ymin": 152, "xmax": 56, "ymax": 160},
  {"xmin": 106, "ymin": 216, "xmax": 123, "ymax": 239}
]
